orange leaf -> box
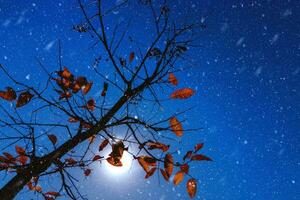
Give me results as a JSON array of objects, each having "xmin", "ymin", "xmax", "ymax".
[
  {"xmin": 84, "ymin": 168, "xmax": 92, "ymax": 176},
  {"xmin": 15, "ymin": 145, "xmax": 25, "ymax": 155},
  {"xmin": 83, "ymin": 82, "xmax": 93, "ymax": 95},
  {"xmin": 99, "ymin": 139, "xmax": 109, "ymax": 151},
  {"xmin": 48, "ymin": 134, "xmax": 57, "ymax": 145},
  {"xmin": 57, "ymin": 67, "xmax": 73, "ymax": 80},
  {"xmin": 186, "ymin": 178, "xmax": 197, "ymax": 198},
  {"xmin": 16, "ymin": 91, "xmax": 34, "ymax": 107},
  {"xmin": 169, "ymin": 117, "xmax": 183, "ymax": 137},
  {"xmin": 138, "ymin": 157, "xmax": 149, "ymax": 172},
  {"xmin": 191, "ymin": 154, "xmax": 212, "ymax": 161},
  {"xmin": 34, "ymin": 185, "xmax": 42, "ymax": 192},
  {"xmin": 146, "ymin": 141, "xmax": 169, "ymax": 152},
  {"xmin": 160, "ymin": 169, "xmax": 170, "ymax": 181},
  {"xmin": 173, "ymin": 171, "xmax": 185, "ymax": 185},
  {"xmin": 0, "ymin": 87, "xmax": 16, "ymax": 101},
  {"xmin": 164, "ymin": 153, "xmax": 173, "ymax": 177},
  {"xmin": 170, "ymin": 88, "xmax": 195, "ymax": 99},
  {"xmin": 168, "ymin": 73, "xmax": 178, "ymax": 86},
  {"xmin": 129, "ymin": 52, "xmax": 135, "ymax": 63},
  {"xmin": 145, "ymin": 167, "xmax": 156, "ymax": 179}
]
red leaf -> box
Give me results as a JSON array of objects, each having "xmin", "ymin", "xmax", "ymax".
[
  {"xmin": 173, "ymin": 171, "xmax": 185, "ymax": 185},
  {"xmin": 15, "ymin": 145, "xmax": 25, "ymax": 155},
  {"xmin": 186, "ymin": 178, "xmax": 197, "ymax": 198},
  {"xmin": 47, "ymin": 134, "xmax": 57, "ymax": 145},
  {"xmin": 0, "ymin": 87, "xmax": 16, "ymax": 101},
  {"xmin": 92, "ymin": 155, "xmax": 102, "ymax": 161},
  {"xmin": 194, "ymin": 143, "xmax": 204, "ymax": 153},
  {"xmin": 170, "ymin": 88, "xmax": 195, "ymax": 99},
  {"xmin": 164, "ymin": 153, "xmax": 173, "ymax": 177},
  {"xmin": 65, "ymin": 158, "xmax": 77, "ymax": 166},
  {"xmin": 169, "ymin": 73, "xmax": 178, "ymax": 86},
  {"xmin": 145, "ymin": 167, "xmax": 156, "ymax": 179},
  {"xmin": 99, "ymin": 139, "xmax": 109, "ymax": 151},
  {"xmin": 169, "ymin": 117, "xmax": 183, "ymax": 137},
  {"xmin": 129, "ymin": 52, "xmax": 135, "ymax": 63},
  {"xmin": 16, "ymin": 91, "xmax": 34, "ymax": 107},
  {"xmin": 183, "ymin": 151, "xmax": 193, "ymax": 161},
  {"xmin": 180, "ymin": 163, "xmax": 189, "ymax": 174},
  {"xmin": 84, "ymin": 168, "xmax": 92, "ymax": 176},
  {"xmin": 17, "ymin": 155, "xmax": 28, "ymax": 165},
  {"xmin": 191, "ymin": 154, "xmax": 212, "ymax": 161}
]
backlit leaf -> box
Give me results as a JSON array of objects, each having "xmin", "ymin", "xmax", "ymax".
[
  {"xmin": 169, "ymin": 73, "xmax": 178, "ymax": 86},
  {"xmin": 164, "ymin": 153, "xmax": 173, "ymax": 177},
  {"xmin": 169, "ymin": 117, "xmax": 183, "ymax": 137},
  {"xmin": 84, "ymin": 168, "xmax": 91, "ymax": 176},
  {"xmin": 83, "ymin": 82, "xmax": 93, "ymax": 95},
  {"xmin": 173, "ymin": 171, "xmax": 185, "ymax": 185},
  {"xmin": 170, "ymin": 88, "xmax": 195, "ymax": 99},
  {"xmin": 180, "ymin": 163, "xmax": 189, "ymax": 174},
  {"xmin": 92, "ymin": 155, "xmax": 102, "ymax": 161},
  {"xmin": 186, "ymin": 178, "xmax": 197, "ymax": 198}
]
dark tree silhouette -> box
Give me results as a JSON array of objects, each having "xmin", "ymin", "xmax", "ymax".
[{"xmin": 0, "ymin": 0, "xmax": 211, "ymax": 199}]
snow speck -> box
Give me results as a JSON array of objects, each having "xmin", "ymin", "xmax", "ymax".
[
  {"xmin": 236, "ymin": 37, "xmax": 245, "ymax": 46},
  {"xmin": 44, "ymin": 40, "xmax": 56, "ymax": 51},
  {"xmin": 254, "ymin": 66, "xmax": 263, "ymax": 77}
]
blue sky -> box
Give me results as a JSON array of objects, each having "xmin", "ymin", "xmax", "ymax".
[{"xmin": 0, "ymin": 0, "xmax": 299, "ymax": 199}]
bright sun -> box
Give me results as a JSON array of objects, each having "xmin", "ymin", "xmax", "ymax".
[{"xmin": 104, "ymin": 151, "xmax": 133, "ymax": 175}]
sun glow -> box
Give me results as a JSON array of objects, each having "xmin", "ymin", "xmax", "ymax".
[{"xmin": 104, "ymin": 151, "xmax": 133, "ymax": 175}]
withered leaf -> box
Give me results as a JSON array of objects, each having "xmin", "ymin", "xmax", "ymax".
[
  {"xmin": 0, "ymin": 87, "xmax": 16, "ymax": 101},
  {"xmin": 191, "ymin": 154, "xmax": 212, "ymax": 161},
  {"xmin": 99, "ymin": 139, "xmax": 109, "ymax": 151},
  {"xmin": 15, "ymin": 145, "xmax": 25, "ymax": 155},
  {"xmin": 16, "ymin": 91, "xmax": 34, "ymax": 108},
  {"xmin": 47, "ymin": 134, "xmax": 57, "ymax": 145}
]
